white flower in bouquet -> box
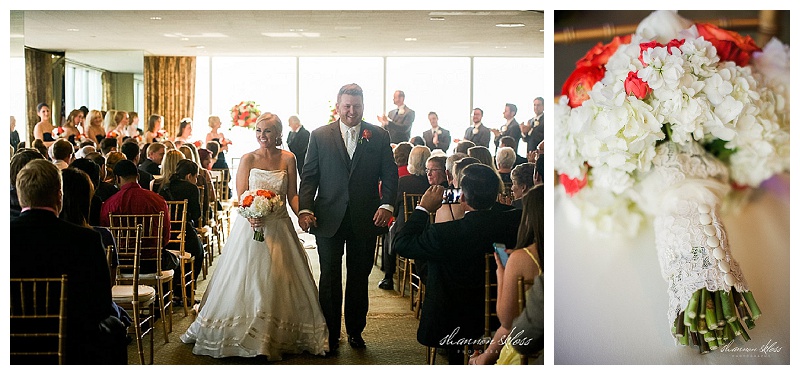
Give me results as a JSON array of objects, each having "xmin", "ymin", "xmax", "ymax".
[{"xmin": 238, "ymin": 189, "xmax": 283, "ymax": 242}]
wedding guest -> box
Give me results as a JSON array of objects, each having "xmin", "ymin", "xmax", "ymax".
[
  {"xmin": 286, "ymin": 115, "xmax": 309, "ymax": 174},
  {"xmin": 379, "ymin": 145, "xmax": 432, "ymax": 291},
  {"xmin": 394, "ymin": 142, "xmax": 413, "ymax": 178},
  {"xmin": 62, "ymin": 109, "xmax": 85, "ymax": 145},
  {"xmin": 205, "ymin": 140, "xmax": 231, "ymax": 199},
  {"xmin": 445, "ymin": 153, "xmax": 468, "ymax": 188},
  {"xmin": 422, "ymin": 112, "xmax": 451, "ymax": 153},
  {"xmin": 50, "ymin": 139, "xmax": 74, "ymax": 170},
  {"xmin": 461, "ymin": 108, "xmax": 491, "ymax": 148},
  {"xmin": 162, "ymin": 140, "xmax": 176, "ymax": 151},
  {"xmin": 10, "ymin": 149, "xmax": 45, "ymax": 219},
  {"xmin": 99, "ymin": 137, "xmax": 118, "ymax": 155},
  {"xmin": 409, "ymin": 136, "xmax": 426, "ymax": 147},
  {"xmin": 534, "ymin": 141, "xmax": 544, "ymax": 185},
  {"xmin": 32, "ymin": 139, "xmax": 50, "ymax": 160},
  {"xmin": 11, "ymin": 160, "xmax": 128, "ymax": 364},
  {"xmin": 145, "ymin": 114, "xmax": 165, "ymax": 144},
  {"xmin": 469, "ymin": 184, "xmax": 542, "ymax": 365},
  {"xmin": 10, "ymin": 115, "xmax": 20, "ymax": 152},
  {"xmin": 491, "ymin": 103, "xmax": 521, "ymax": 152},
  {"xmin": 85, "ymin": 109, "xmax": 107, "ymax": 143},
  {"xmin": 103, "ymin": 110, "xmax": 121, "ymax": 141},
  {"xmin": 152, "ymin": 149, "xmax": 185, "ymax": 192},
  {"xmin": 468, "ymin": 146, "xmax": 497, "ymax": 172},
  {"xmin": 75, "ymin": 145, "xmax": 96, "ymax": 159},
  {"xmin": 198, "ymin": 148, "xmax": 213, "ymax": 170},
  {"xmin": 510, "ymin": 163, "xmax": 535, "ymax": 209},
  {"xmin": 181, "ymin": 143, "xmax": 216, "ymax": 216},
  {"xmin": 33, "ymin": 102, "xmax": 56, "ymax": 147},
  {"xmin": 175, "ymin": 117, "xmax": 194, "ymax": 145},
  {"xmin": 377, "ymin": 90, "xmax": 415, "ymax": 143},
  {"xmin": 499, "ymin": 136, "xmax": 528, "ymax": 168},
  {"xmin": 85, "ymin": 152, "xmax": 119, "ymax": 203},
  {"xmin": 127, "ymin": 111, "xmax": 141, "ymax": 139},
  {"xmin": 205, "ymin": 115, "xmax": 232, "ymax": 163},
  {"xmin": 70, "ymin": 158, "xmax": 105, "ymax": 226},
  {"xmin": 157, "ymin": 159, "xmax": 204, "ymax": 304},
  {"xmin": 394, "ymin": 164, "xmax": 521, "ymax": 365},
  {"xmin": 496, "ymin": 147, "xmax": 517, "ymax": 197},
  {"xmin": 455, "ymin": 139, "xmax": 475, "ymax": 155},
  {"xmin": 79, "ymin": 105, "xmax": 89, "ymax": 119},
  {"xmin": 121, "ymin": 140, "xmax": 153, "ymax": 189},
  {"xmin": 435, "ymin": 157, "xmax": 480, "ymax": 223},
  {"xmin": 520, "ymin": 97, "xmax": 544, "ymax": 155}
]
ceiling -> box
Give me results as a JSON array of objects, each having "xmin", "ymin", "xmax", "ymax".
[{"xmin": 14, "ymin": 10, "xmax": 543, "ymax": 74}]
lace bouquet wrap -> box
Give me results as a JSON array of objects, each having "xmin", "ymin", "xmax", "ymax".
[
  {"xmin": 555, "ymin": 11, "xmax": 789, "ymax": 354},
  {"xmin": 238, "ymin": 189, "xmax": 283, "ymax": 242}
]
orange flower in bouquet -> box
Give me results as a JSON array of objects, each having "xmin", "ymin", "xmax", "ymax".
[{"xmin": 238, "ymin": 189, "xmax": 283, "ymax": 242}]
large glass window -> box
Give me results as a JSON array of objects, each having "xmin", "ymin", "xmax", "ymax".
[
  {"xmin": 298, "ymin": 57, "xmax": 384, "ymax": 131},
  {"xmin": 10, "ymin": 57, "xmax": 27, "ymax": 144},
  {"xmin": 385, "ymin": 57, "xmax": 471, "ymax": 153},
  {"xmin": 64, "ymin": 61, "xmax": 103, "ymax": 116}
]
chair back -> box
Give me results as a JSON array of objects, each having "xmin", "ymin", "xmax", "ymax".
[
  {"xmin": 166, "ymin": 200, "xmax": 188, "ymax": 255},
  {"xmin": 10, "ymin": 275, "xmax": 68, "ymax": 364},
  {"xmin": 517, "ymin": 275, "xmax": 537, "ymax": 365},
  {"xmin": 403, "ymin": 193, "xmax": 424, "ymax": 222},
  {"xmin": 108, "ymin": 212, "xmax": 164, "ymax": 274},
  {"xmin": 210, "ymin": 169, "xmax": 231, "ymax": 202},
  {"xmin": 484, "ymin": 253, "xmax": 499, "ymax": 349}
]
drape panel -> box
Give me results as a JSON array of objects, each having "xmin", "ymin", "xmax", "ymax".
[
  {"xmin": 24, "ymin": 47, "xmax": 54, "ymax": 146},
  {"xmin": 102, "ymin": 71, "xmax": 113, "ymax": 112},
  {"xmin": 144, "ymin": 56, "xmax": 196, "ymax": 140}
]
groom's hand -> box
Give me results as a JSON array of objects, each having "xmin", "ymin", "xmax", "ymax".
[
  {"xmin": 373, "ymin": 208, "xmax": 392, "ymax": 227},
  {"xmin": 299, "ymin": 213, "xmax": 317, "ymax": 232}
]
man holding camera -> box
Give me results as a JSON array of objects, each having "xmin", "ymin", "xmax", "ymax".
[{"xmin": 394, "ymin": 164, "xmax": 521, "ymax": 364}]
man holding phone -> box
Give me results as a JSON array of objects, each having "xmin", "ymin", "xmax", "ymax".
[{"xmin": 394, "ymin": 164, "xmax": 521, "ymax": 364}]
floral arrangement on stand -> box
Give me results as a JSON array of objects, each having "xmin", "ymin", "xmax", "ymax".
[
  {"xmin": 555, "ymin": 11, "xmax": 789, "ymax": 354},
  {"xmin": 238, "ymin": 189, "xmax": 283, "ymax": 242},
  {"xmin": 230, "ymin": 101, "xmax": 262, "ymax": 129}
]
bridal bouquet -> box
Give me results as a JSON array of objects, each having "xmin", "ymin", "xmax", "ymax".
[
  {"xmin": 238, "ymin": 189, "xmax": 283, "ymax": 242},
  {"xmin": 555, "ymin": 11, "xmax": 789, "ymax": 354},
  {"xmin": 231, "ymin": 100, "xmax": 261, "ymax": 129}
]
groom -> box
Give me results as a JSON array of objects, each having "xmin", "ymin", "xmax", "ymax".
[{"xmin": 299, "ymin": 83, "xmax": 398, "ymax": 352}]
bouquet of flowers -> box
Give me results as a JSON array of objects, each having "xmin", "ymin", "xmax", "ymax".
[
  {"xmin": 555, "ymin": 11, "xmax": 789, "ymax": 354},
  {"xmin": 238, "ymin": 189, "xmax": 283, "ymax": 242},
  {"xmin": 230, "ymin": 101, "xmax": 261, "ymax": 129}
]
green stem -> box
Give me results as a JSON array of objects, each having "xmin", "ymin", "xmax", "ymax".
[
  {"xmin": 686, "ymin": 289, "xmax": 701, "ymax": 319},
  {"xmin": 743, "ymin": 291, "xmax": 761, "ymax": 320},
  {"xmin": 700, "ymin": 338, "xmax": 710, "ymax": 354},
  {"xmin": 676, "ymin": 311, "xmax": 686, "ymax": 338},
  {"xmin": 720, "ymin": 290, "xmax": 735, "ymax": 323},
  {"xmin": 705, "ymin": 290, "xmax": 718, "ymax": 330},
  {"xmin": 714, "ymin": 290, "xmax": 724, "ymax": 327},
  {"xmin": 697, "ymin": 314, "xmax": 708, "ymax": 335},
  {"xmin": 699, "ymin": 288, "xmax": 708, "ymax": 319},
  {"xmin": 679, "ymin": 327, "xmax": 689, "ymax": 346},
  {"xmin": 703, "ymin": 330, "xmax": 716, "ymax": 343}
]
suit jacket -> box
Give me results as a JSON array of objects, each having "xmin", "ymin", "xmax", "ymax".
[
  {"xmin": 422, "ymin": 127, "xmax": 451, "ymax": 153},
  {"xmin": 287, "ymin": 126, "xmax": 311, "ymax": 174},
  {"xmin": 386, "ymin": 106, "xmax": 415, "ymax": 143},
  {"xmin": 494, "ymin": 118, "xmax": 522, "ymax": 150},
  {"xmin": 299, "ymin": 121, "xmax": 399, "ymax": 238},
  {"xmin": 139, "ymin": 158, "xmax": 161, "ymax": 176},
  {"xmin": 522, "ymin": 115, "xmax": 544, "ymax": 154},
  {"xmin": 11, "ymin": 209, "xmax": 117, "ymax": 364},
  {"xmin": 464, "ymin": 123, "xmax": 491, "ymax": 148},
  {"xmin": 394, "ymin": 205, "xmax": 522, "ymax": 347}
]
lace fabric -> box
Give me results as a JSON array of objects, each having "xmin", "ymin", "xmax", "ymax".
[{"xmin": 639, "ymin": 141, "xmax": 750, "ymax": 328}]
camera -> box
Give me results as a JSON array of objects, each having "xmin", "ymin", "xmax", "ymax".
[{"xmin": 442, "ymin": 188, "xmax": 462, "ymax": 204}]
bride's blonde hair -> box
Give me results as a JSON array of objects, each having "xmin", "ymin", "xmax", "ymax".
[{"xmin": 255, "ymin": 112, "xmax": 283, "ymax": 146}]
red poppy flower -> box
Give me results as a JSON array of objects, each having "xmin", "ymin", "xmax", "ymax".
[
  {"xmin": 696, "ymin": 23, "xmax": 761, "ymax": 66},
  {"xmin": 577, "ymin": 35, "xmax": 632, "ymax": 69},
  {"xmin": 560, "ymin": 173, "xmax": 588, "ymax": 197},
  {"xmin": 624, "ymin": 71, "xmax": 652, "ymax": 99},
  {"xmin": 561, "ymin": 65, "xmax": 605, "ymax": 108}
]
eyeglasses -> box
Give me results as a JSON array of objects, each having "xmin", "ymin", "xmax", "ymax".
[{"xmin": 425, "ymin": 168, "xmax": 444, "ymax": 174}]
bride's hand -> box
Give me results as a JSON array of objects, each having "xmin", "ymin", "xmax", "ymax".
[{"xmin": 248, "ymin": 217, "xmax": 265, "ymax": 229}]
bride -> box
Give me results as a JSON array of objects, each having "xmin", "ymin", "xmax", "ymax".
[{"xmin": 181, "ymin": 113, "xmax": 328, "ymax": 359}]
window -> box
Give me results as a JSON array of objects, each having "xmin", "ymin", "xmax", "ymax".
[{"xmin": 64, "ymin": 61, "xmax": 103, "ymax": 115}]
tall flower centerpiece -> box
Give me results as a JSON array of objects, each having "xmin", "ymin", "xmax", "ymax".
[
  {"xmin": 555, "ymin": 11, "xmax": 789, "ymax": 354},
  {"xmin": 230, "ymin": 101, "xmax": 262, "ymax": 129}
]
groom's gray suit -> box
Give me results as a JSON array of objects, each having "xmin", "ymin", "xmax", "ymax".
[{"xmin": 299, "ymin": 120, "xmax": 398, "ymax": 346}]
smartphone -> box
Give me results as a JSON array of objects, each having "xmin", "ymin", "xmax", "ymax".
[
  {"xmin": 493, "ymin": 243, "xmax": 509, "ymax": 267},
  {"xmin": 442, "ymin": 188, "xmax": 462, "ymax": 204}
]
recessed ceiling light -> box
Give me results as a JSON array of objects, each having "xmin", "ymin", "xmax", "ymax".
[
  {"xmin": 67, "ymin": 28, "xmax": 79, "ymax": 32},
  {"xmin": 334, "ymin": 26, "xmax": 361, "ymax": 31},
  {"xmin": 405, "ymin": 38, "xmax": 417, "ymax": 42},
  {"xmin": 540, "ymin": 29, "xmax": 544, "ymax": 32},
  {"xmin": 290, "ymin": 45, "xmax": 303, "ymax": 49},
  {"xmin": 496, "ymin": 23, "xmax": 525, "ymax": 28},
  {"xmin": 150, "ymin": 16, "xmax": 162, "ymax": 20},
  {"xmin": 300, "ymin": 32, "xmax": 320, "ymax": 38},
  {"xmin": 262, "ymin": 32, "xmax": 302, "ymax": 38},
  {"xmin": 195, "ymin": 46, "xmax": 205, "ymax": 49},
  {"xmin": 289, "ymin": 29, "xmax": 305, "ymax": 32},
  {"xmin": 180, "ymin": 37, "xmax": 189, "ymax": 41},
  {"xmin": 495, "ymin": 46, "xmax": 508, "ymax": 49},
  {"xmin": 430, "ymin": 17, "xmax": 445, "ymax": 21}
]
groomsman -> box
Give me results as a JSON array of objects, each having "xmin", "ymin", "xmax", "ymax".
[
  {"xmin": 520, "ymin": 97, "xmax": 544, "ymax": 155},
  {"xmin": 491, "ymin": 103, "xmax": 521, "ymax": 152},
  {"xmin": 378, "ymin": 90, "xmax": 415, "ymax": 144},
  {"xmin": 462, "ymin": 108, "xmax": 491, "ymax": 148},
  {"xmin": 286, "ymin": 115, "xmax": 310, "ymax": 175},
  {"xmin": 421, "ymin": 112, "xmax": 451, "ymax": 153}
]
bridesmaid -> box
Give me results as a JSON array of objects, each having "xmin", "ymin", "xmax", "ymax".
[{"xmin": 32, "ymin": 102, "xmax": 56, "ymax": 147}]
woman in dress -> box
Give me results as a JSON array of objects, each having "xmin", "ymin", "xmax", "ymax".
[
  {"xmin": 62, "ymin": 109, "xmax": 85, "ymax": 145},
  {"xmin": 174, "ymin": 117, "xmax": 194, "ymax": 145},
  {"xmin": 85, "ymin": 109, "xmax": 106, "ymax": 144},
  {"xmin": 205, "ymin": 115, "xmax": 232, "ymax": 155},
  {"xmin": 33, "ymin": 102, "xmax": 56, "ymax": 147},
  {"xmin": 181, "ymin": 112, "xmax": 328, "ymax": 359},
  {"xmin": 145, "ymin": 114, "xmax": 165, "ymax": 144}
]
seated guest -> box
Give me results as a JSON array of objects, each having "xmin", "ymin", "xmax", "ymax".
[
  {"xmin": 152, "ymin": 149, "xmax": 185, "ymax": 192},
  {"xmin": 394, "ymin": 164, "xmax": 521, "ymax": 365},
  {"xmin": 158, "ymin": 159, "xmax": 205, "ymax": 304},
  {"xmin": 121, "ymin": 140, "xmax": 153, "ymax": 189},
  {"xmin": 470, "ymin": 185, "xmax": 543, "ymax": 365},
  {"xmin": 510, "ymin": 163, "xmax": 535, "ymax": 209},
  {"xmin": 454, "ymin": 139, "xmax": 475, "ymax": 155},
  {"xmin": 100, "ymin": 160, "xmax": 172, "ymax": 273},
  {"xmin": 496, "ymin": 147, "xmax": 516, "ymax": 201},
  {"xmin": 444, "ymin": 152, "xmax": 468, "ymax": 188},
  {"xmin": 11, "ymin": 160, "xmax": 128, "ymax": 364},
  {"xmin": 435, "ymin": 157, "xmax": 480, "ymax": 223},
  {"xmin": 198, "ymin": 148, "xmax": 213, "ymax": 171},
  {"xmin": 467, "ymin": 146, "xmax": 496, "ymax": 172},
  {"xmin": 10, "ymin": 149, "xmax": 45, "ymax": 219},
  {"xmin": 99, "ymin": 137, "xmax": 118, "ymax": 155},
  {"xmin": 74, "ymin": 144, "xmax": 96, "ymax": 159},
  {"xmin": 140, "ymin": 142, "xmax": 166, "ymax": 177},
  {"xmin": 32, "ymin": 139, "xmax": 50, "ymax": 160},
  {"xmin": 393, "ymin": 142, "xmax": 413, "ymax": 178},
  {"xmin": 69, "ymin": 158, "xmax": 105, "ymax": 226},
  {"xmin": 534, "ymin": 141, "xmax": 544, "ymax": 185},
  {"xmin": 85, "ymin": 152, "xmax": 119, "ymax": 203},
  {"xmin": 409, "ymin": 135, "xmax": 426, "ymax": 147},
  {"xmin": 379, "ymin": 145, "xmax": 432, "ymax": 291},
  {"xmin": 51, "ymin": 139, "xmax": 74, "ymax": 170},
  {"xmin": 499, "ymin": 136, "xmax": 527, "ymax": 168},
  {"xmin": 205, "ymin": 140, "xmax": 231, "ymax": 199}
]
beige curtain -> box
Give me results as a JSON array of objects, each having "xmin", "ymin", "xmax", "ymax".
[
  {"xmin": 144, "ymin": 56, "xmax": 196, "ymax": 139},
  {"xmin": 102, "ymin": 71, "xmax": 113, "ymax": 112},
  {"xmin": 24, "ymin": 47, "xmax": 54, "ymax": 146}
]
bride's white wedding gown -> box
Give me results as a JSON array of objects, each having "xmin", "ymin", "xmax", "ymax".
[{"xmin": 181, "ymin": 168, "xmax": 328, "ymax": 359}]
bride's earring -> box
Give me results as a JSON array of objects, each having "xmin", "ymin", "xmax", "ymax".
[{"xmin": 276, "ymin": 137, "xmax": 282, "ymax": 146}]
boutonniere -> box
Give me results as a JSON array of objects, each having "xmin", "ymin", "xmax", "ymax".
[
  {"xmin": 359, "ymin": 128, "xmax": 372, "ymax": 144},
  {"xmin": 435, "ymin": 129, "xmax": 442, "ymax": 135},
  {"xmin": 534, "ymin": 119, "xmax": 540, "ymax": 127}
]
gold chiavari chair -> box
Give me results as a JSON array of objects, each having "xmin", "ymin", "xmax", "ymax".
[
  {"xmin": 517, "ymin": 275, "xmax": 537, "ymax": 365},
  {"xmin": 10, "ymin": 275, "xmax": 68, "ymax": 365},
  {"xmin": 484, "ymin": 253, "xmax": 499, "ymax": 351},
  {"xmin": 109, "ymin": 212, "xmax": 173, "ymax": 343},
  {"xmin": 398, "ymin": 193, "xmax": 425, "ymax": 297},
  {"xmin": 196, "ymin": 186, "xmax": 212, "ymax": 279},
  {"xmin": 404, "ymin": 192, "xmax": 434, "ymax": 315},
  {"xmin": 109, "ymin": 225, "xmax": 157, "ymax": 365},
  {"xmin": 211, "ymin": 168, "xmax": 233, "ymax": 248},
  {"xmin": 166, "ymin": 200, "xmax": 195, "ymax": 316}
]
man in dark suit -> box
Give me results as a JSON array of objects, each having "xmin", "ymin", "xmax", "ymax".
[
  {"xmin": 121, "ymin": 140, "xmax": 153, "ymax": 189},
  {"xmin": 139, "ymin": 142, "xmax": 165, "ymax": 177},
  {"xmin": 462, "ymin": 108, "xmax": 491, "ymax": 148},
  {"xmin": 492, "ymin": 103, "xmax": 522, "ymax": 152},
  {"xmin": 520, "ymin": 97, "xmax": 544, "ymax": 156},
  {"xmin": 394, "ymin": 164, "xmax": 521, "ymax": 364},
  {"xmin": 287, "ymin": 115, "xmax": 310, "ymax": 175},
  {"xmin": 378, "ymin": 90, "xmax": 415, "ymax": 143},
  {"xmin": 11, "ymin": 160, "xmax": 127, "ymax": 364},
  {"xmin": 422, "ymin": 111, "xmax": 451, "ymax": 153},
  {"xmin": 299, "ymin": 83, "xmax": 399, "ymax": 351}
]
